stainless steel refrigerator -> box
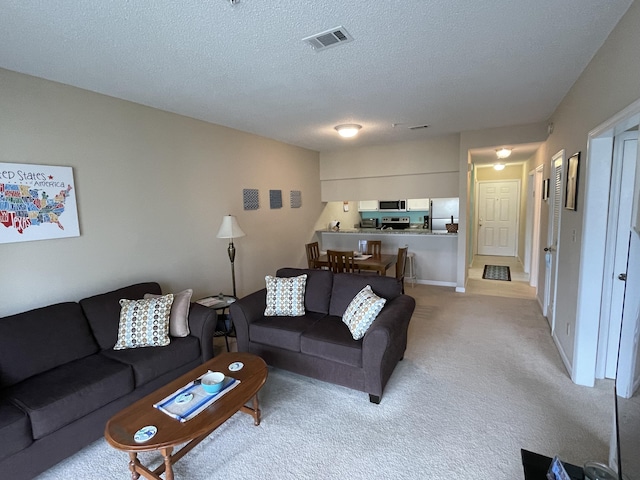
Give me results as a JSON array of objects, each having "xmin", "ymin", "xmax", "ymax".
[{"xmin": 430, "ymin": 197, "xmax": 459, "ymax": 232}]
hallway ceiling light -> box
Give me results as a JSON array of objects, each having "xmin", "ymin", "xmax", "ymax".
[
  {"xmin": 493, "ymin": 163, "xmax": 506, "ymax": 171},
  {"xmin": 496, "ymin": 148, "xmax": 512, "ymax": 159},
  {"xmin": 335, "ymin": 124, "xmax": 362, "ymax": 138}
]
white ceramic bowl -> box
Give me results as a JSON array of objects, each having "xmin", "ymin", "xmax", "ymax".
[{"xmin": 200, "ymin": 371, "xmax": 225, "ymax": 394}]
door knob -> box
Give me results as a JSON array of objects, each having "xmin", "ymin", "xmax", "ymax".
[
  {"xmin": 618, "ymin": 273, "xmax": 627, "ymax": 281},
  {"xmin": 544, "ymin": 246, "xmax": 555, "ymax": 252}
]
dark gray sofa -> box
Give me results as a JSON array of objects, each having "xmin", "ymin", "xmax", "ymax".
[
  {"xmin": 230, "ymin": 268, "xmax": 415, "ymax": 403},
  {"xmin": 0, "ymin": 282, "xmax": 217, "ymax": 480}
]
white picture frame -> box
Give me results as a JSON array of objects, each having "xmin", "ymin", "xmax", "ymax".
[{"xmin": 0, "ymin": 162, "xmax": 80, "ymax": 244}]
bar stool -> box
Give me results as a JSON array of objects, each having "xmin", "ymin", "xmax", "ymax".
[{"xmin": 405, "ymin": 252, "xmax": 416, "ymax": 287}]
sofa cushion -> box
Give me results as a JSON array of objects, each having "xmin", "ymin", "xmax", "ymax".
[
  {"xmin": 329, "ymin": 273, "xmax": 402, "ymax": 317},
  {"xmin": 300, "ymin": 316, "xmax": 363, "ymax": 367},
  {"xmin": 102, "ymin": 335, "xmax": 200, "ymax": 387},
  {"xmin": 276, "ymin": 268, "xmax": 333, "ymax": 314},
  {"xmin": 250, "ymin": 312, "xmax": 325, "ymax": 352},
  {"xmin": 0, "ymin": 302, "xmax": 99, "ymax": 388},
  {"xmin": 0, "ymin": 402, "xmax": 32, "ymax": 461},
  {"xmin": 342, "ymin": 285, "xmax": 387, "ymax": 340},
  {"xmin": 80, "ymin": 282, "xmax": 162, "ymax": 350},
  {"xmin": 145, "ymin": 289, "xmax": 193, "ymax": 337},
  {"xmin": 264, "ymin": 274, "xmax": 307, "ymax": 316},
  {"xmin": 114, "ymin": 294, "xmax": 173, "ymax": 350},
  {"xmin": 8, "ymin": 354, "xmax": 133, "ymax": 440}
]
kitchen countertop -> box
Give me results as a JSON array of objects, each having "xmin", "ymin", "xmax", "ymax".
[{"xmin": 318, "ymin": 228, "xmax": 457, "ymax": 236}]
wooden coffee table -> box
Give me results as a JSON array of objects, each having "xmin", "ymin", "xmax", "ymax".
[{"xmin": 105, "ymin": 352, "xmax": 268, "ymax": 480}]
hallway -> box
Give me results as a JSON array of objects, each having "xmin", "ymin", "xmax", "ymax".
[{"xmin": 465, "ymin": 255, "xmax": 537, "ymax": 299}]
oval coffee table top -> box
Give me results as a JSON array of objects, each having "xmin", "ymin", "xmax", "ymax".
[{"xmin": 105, "ymin": 352, "xmax": 267, "ymax": 451}]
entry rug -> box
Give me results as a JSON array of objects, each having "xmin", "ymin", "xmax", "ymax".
[
  {"xmin": 482, "ymin": 265, "xmax": 511, "ymax": 281},
  {"xmin": 154, "ymin": 372, "xmax": 240, "ymax": 422}
]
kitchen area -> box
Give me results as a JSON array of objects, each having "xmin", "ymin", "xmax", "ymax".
[{"xmin": 316, "ymin": 197, "xmax": 459, "ymax": 287}]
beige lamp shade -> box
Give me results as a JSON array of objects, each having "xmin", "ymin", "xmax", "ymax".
[{"xmin": 216, "ymin": 215, "xmax": 246, "ymax": 239}]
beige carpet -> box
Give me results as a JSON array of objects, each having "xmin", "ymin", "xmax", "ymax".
[{"xmin": 36, "ymin": 286, "xmax": 612, "ymax": 479}]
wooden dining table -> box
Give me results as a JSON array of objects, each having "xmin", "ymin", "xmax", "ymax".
[{"xmin": 314, "ymin": 253, "xmax": 397, "ymax": 275}]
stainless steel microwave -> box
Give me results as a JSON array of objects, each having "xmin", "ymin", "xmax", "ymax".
[{"xmin": 378, "ymin": 200, "xmax": 407, "ymax": 211}]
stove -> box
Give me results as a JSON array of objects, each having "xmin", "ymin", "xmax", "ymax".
[{"xmin": 381, "ymin": 216, "xmax": 410, "ymax": 230}]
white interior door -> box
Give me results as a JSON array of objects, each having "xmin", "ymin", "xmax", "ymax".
[
  {"xmin": 477, "ymin": 180, "xmax": 520, "ymax": 256},
  {"xmin": 602, "ymin": 132, "xmax": 638, "ymax": 379},
  {"xmin": 544, "ymin": 152, "xmax": 564, "ymax": 332},
  {"xmin": 617, "ymin": 226, "xmax": 640, "ymax": 398}
]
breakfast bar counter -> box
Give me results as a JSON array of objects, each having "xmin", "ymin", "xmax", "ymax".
[{"xmin": 316, "ymin": 229, "xmax": 457, "ymax": 287}]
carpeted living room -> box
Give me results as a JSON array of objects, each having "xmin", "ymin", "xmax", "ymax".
[
  {"xmin": 35, "ymin": 284, "xmax": 611, "ymax": 479},
  {"xmin": 2, "ymin": 2, "xmax": 640, "ymax": 479}
]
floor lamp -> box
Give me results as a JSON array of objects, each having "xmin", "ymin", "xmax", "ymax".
[{"xmin": 216, "ymin": 215, "xmax": 246, "ymax": 298}]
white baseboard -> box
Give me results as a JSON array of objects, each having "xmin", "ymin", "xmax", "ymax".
[
  {"xmin": 536, "ymin": 296, "xmax": 544, "ymax": 313},
  {"xmin": 552, "ymin": 332, "xmax": 574, "ymax": 379},
  {"xmin": 412, "ymin": 279, "xmax": 457, "ymax": 288}
]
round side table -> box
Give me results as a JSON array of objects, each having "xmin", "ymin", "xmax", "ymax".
[{"xmin": 196, "ymin": 295, "xmax": 237, "ymax": 352}]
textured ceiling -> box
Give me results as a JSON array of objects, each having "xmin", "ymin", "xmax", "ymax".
[{"xmin": 0, "ymin": 1, "xmax": 633, "ymax": 152}]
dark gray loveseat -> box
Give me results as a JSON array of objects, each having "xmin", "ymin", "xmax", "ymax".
[
  {"xmin": 0, "ymin": 282, "xmax": 217, "ymax": 480},
  {"xmin": 230, "ymin": 268, "xmax": 415, "ymax": 403}
]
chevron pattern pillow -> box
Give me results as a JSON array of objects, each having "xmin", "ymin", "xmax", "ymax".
[
  {"xmin": 264, "ymin": 274, "xmax": 307, "ymax": 316},
  {"xmin": 342, "ymin": 285, "xmax": 386, "ymax": 340}
]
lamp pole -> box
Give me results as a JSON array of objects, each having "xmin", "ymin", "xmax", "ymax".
[
  {"xmin": 227, "ymin": 238, "xmax": 237, "ymax": 298},
  {"xmin": 217, "ymin": 215, "xmax": 245, "ymax": 298}
]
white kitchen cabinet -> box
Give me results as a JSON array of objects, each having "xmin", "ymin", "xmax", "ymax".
[
  {"xmin": 357, "ymin": 200, "xmax": 379, "ymax": 212},
  {"xmin": 407, "ymin": 198, "xmax": 430, "ymax": 211}
]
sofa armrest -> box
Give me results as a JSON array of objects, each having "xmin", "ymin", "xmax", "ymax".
[
  {"xmin": 187, "ymin": 303, "xmax": 217, "ymax": 362},
  {"xmin": 229, "ymin": 289, "xmax": 267, "ymax": 352},
  {"xmin": 362, "ymin": 294, "xmax": 416, "ymax": 397}
]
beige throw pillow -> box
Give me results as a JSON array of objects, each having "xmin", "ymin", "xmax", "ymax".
[
  {"xmin": 114, "ymin": 294, "xmax": 173, "ymax": 350},
  {"xmin": 264, "ymin": 274, "xmax": 307, "ymax": 316},
  {"xmin": 342, "ymin": 285, "xmax": 386, "ymax": 340},
  {"xmin": 145, "ymin": 288, "xmax": 193, "ymax": 337}
]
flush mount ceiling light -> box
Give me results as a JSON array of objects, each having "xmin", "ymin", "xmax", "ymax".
[
  {"xmin": 493, "ymin": 163, "xmax": 506, "ymax": 171},
  {"xmin": 335, "ymin": 124, "xmax": 362, "ymax": 138},
  {"xmin": 496, "ymin": 147, "xmax": 512, "ymax": 159}
]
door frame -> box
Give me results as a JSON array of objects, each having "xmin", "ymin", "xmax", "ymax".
[
  {"xmin": 528, "ymin": 165, "xmax": 544, "ymax": 288},
  {"xmin": 475, "ymin": 179, "xmax": 521, "ymax": 257},
  {"xmin": 596, "ymin": 131, "xmax": 638, "ymax": 379},
  {"xmin": 573, "ymin": 97, "xmax": 640, "ymax": 386},
  {"xmin": 524, "ymin": 171, "xmax": 534, "ymax": 275}
]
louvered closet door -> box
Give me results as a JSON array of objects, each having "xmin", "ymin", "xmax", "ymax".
[{"xmin": 544, "ymin": 154, "xmax": 564, "ymax": 331}]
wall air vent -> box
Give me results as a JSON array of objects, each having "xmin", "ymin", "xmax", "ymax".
[
  {"xmin": 408, "ymin": 124, "xmax": 430, "ymax": 130},
  {"xmin": 302, "ymin": 26, "xmax": 353, "ymax": 52}
]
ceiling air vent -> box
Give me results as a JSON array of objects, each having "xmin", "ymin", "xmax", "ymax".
[
  {"xmin": 408, "ymin": 124, "xmax": 430, "ymax": 131},
  {"xmin": 302, "ymin": 26, "xmax": 353, "ymax": 52}
]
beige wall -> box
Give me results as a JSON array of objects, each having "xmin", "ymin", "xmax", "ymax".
[
  {"xmin": 538, "ymin": 0, "xmax": 640, "ymax": 380},
  {"xmin": 313, "ymin": 201, "xmax": 362, "ymax": 232},
  {"xmin": 0, "ymin": 69, "xmax": 322, "ymax": 317},
  {"xmin": 319, "ymin": 135, "xmax": 460, "ymax": 201}
]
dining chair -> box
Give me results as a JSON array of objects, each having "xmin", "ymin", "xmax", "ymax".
[
  {"xmin": 305, "ymin": 241, "xmax": 320, "ymax": 269},
  {"xmin": 365, "ymin": 240, "xmax": 382, "ymax": 256},
  {"xmin": 327, "ymin": 250, "xmax": 357, "ymax": 273},
  {"xmin": 396, "ymin": 247, "xmax": 409, "ymax": 293}
]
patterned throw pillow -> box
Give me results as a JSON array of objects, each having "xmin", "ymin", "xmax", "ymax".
[
  {"xmin": 144, "ymin": 289, "xmax": 193, "ymax": 337},
  {"xmin": 114, "ymin": 294, "xmax": 174, "ymax": 350},
  {"xmin": 342, "ymin": 285, "xmax": 387, "ymax": 340},
  {"xmin": 264, "ymin": 274, "xmax": 307, "ymax": 316}
]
